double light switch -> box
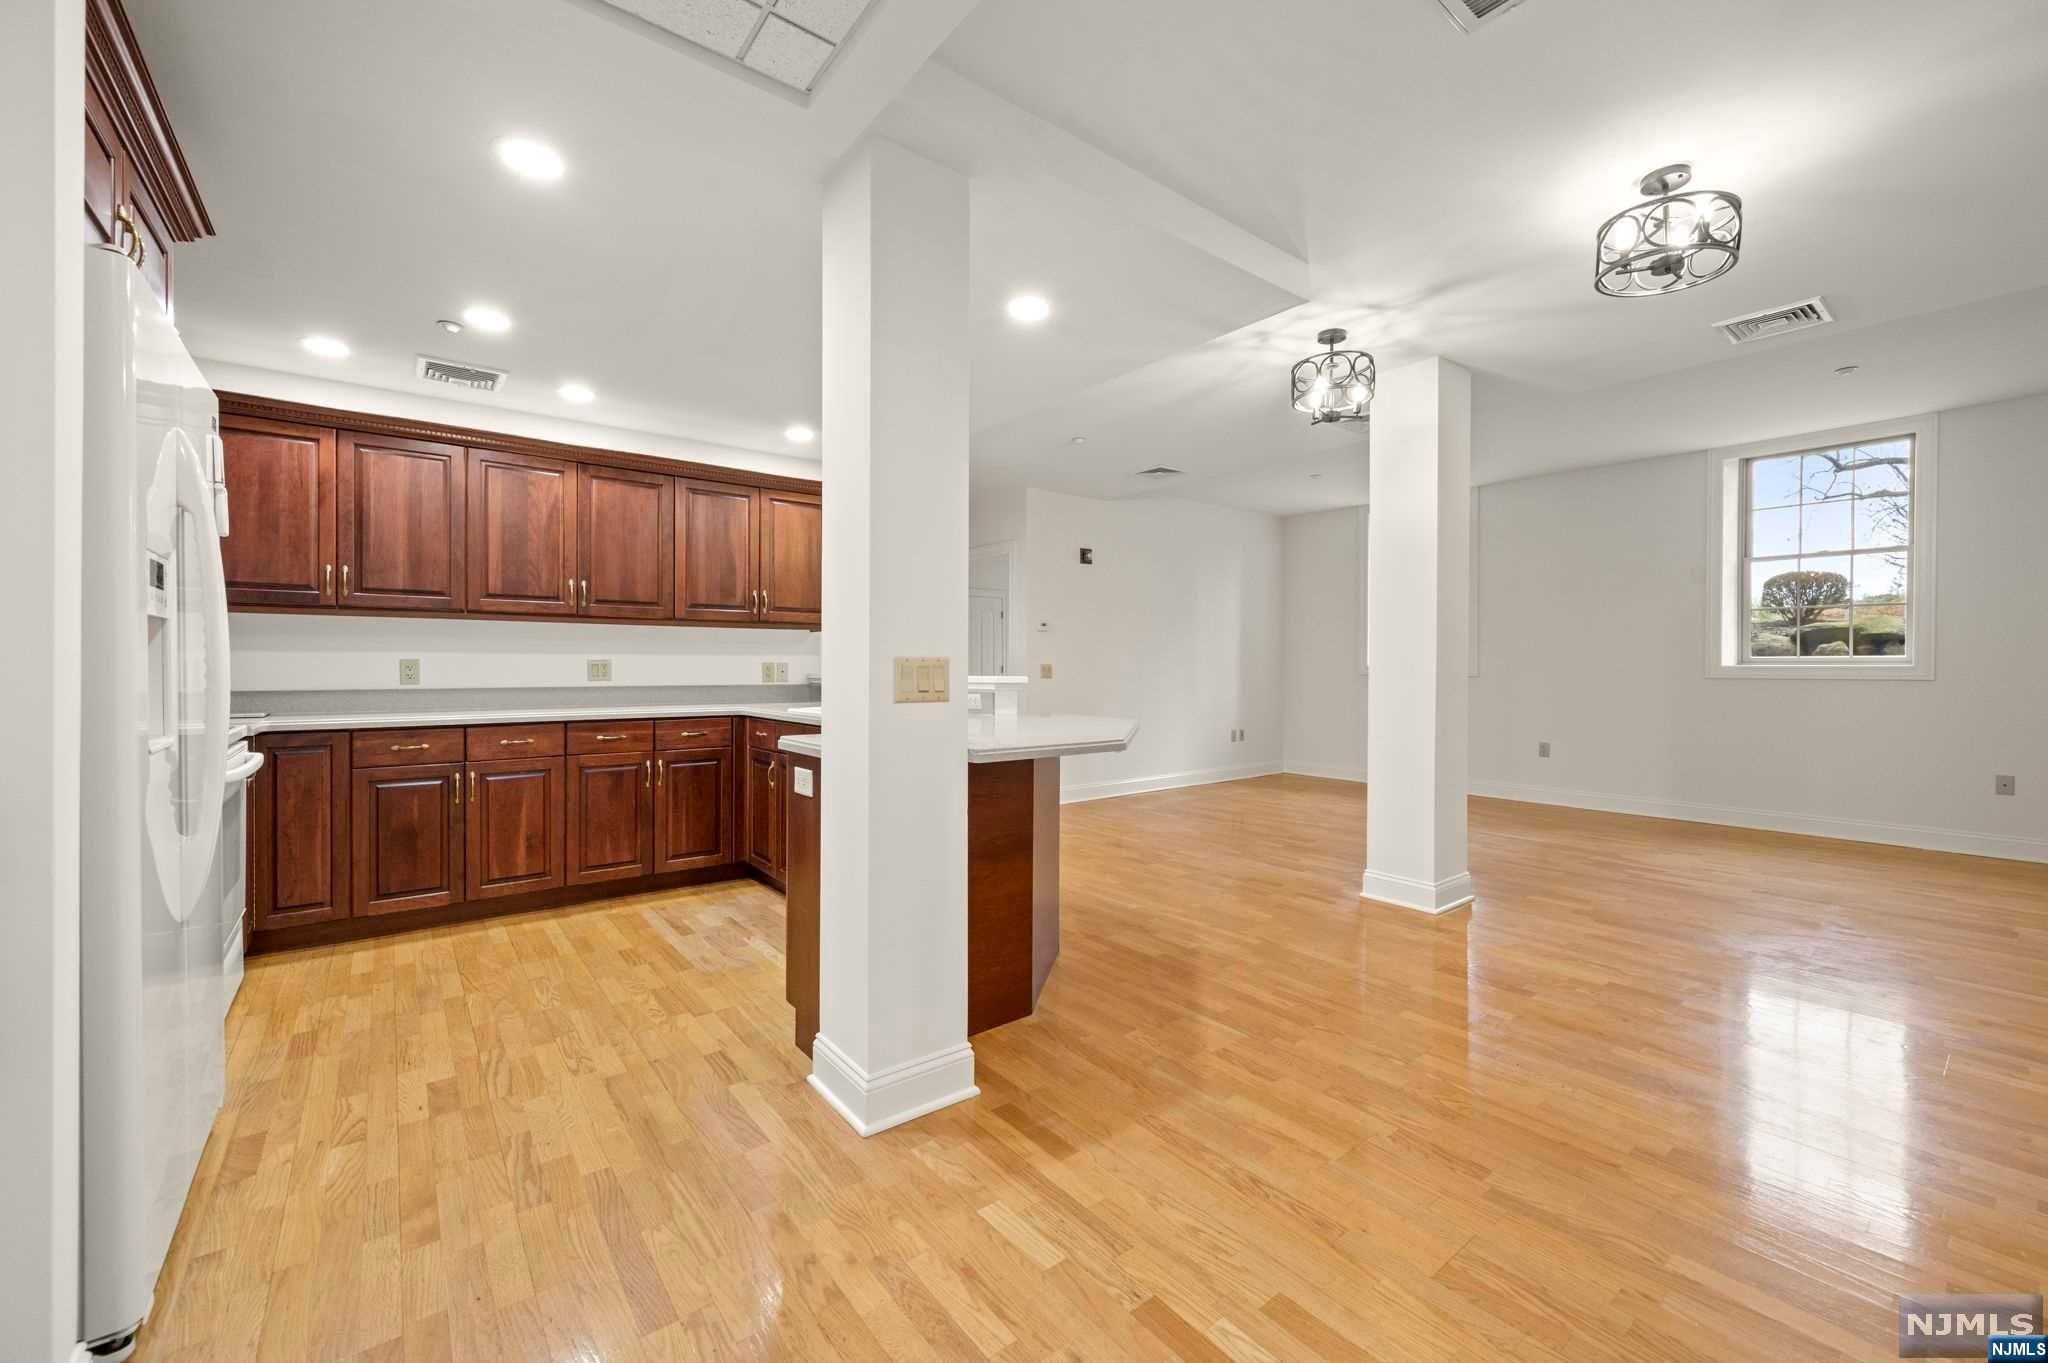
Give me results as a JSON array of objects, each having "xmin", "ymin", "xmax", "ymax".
[{"xmin": 893, "ymin": 656, "xmax": 951, "ymax": 704}]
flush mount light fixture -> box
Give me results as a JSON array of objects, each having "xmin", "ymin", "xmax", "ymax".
[
  {"xmin": 1290, "ymin": 328, "xmax": 1375, "ymax": 425},
  {"xmin": 436, "ymin": 319, "xmax": 464, "ymax": 334},
  {"xmin": 557, "ymin": 381, "xmax": 595, "ymax": 404},
  {"xmin": 1834, "ymin": 363, "xmax": 1862, "ymax": 376},
  {"xmin": 495, "ymin": 136, "xmax": 565, "ymax": 182},
  {"xmin": 1005, "ymin": 293, "xmax": 1052, "ymax": 324},
  {"xmin": 784, "ymin": 424, "xmax": 816, "ymax": 444},
  {"xmin": 461, "ymin": 304, "xmax": 512, "ymax": 334},
  {"xmin": 300, "ymin": 334, "xmax": 350, "ymax": 359},
  {"xmin": 1594, "ymin": 163, "xmax": 1743, "ymax": 298}
]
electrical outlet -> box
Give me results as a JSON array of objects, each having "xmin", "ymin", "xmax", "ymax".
[
  {"xmin": 398, "ymin": 658, "xmax": 421, "ymax": 686},
  {"xmin": 775, "ymin": 662, "xmax": 789, "ymax": 683},
  {"xmin": 761, "ymin": 661, "xmax": 776, "ymax": 683},
  {"xmin": 1996, "ymin": 774, "xmax": 2017, "ymax": 796},
  {"xmin": 587, "ymin": 658, "xmax": 612, "ymax": 683},
  {"xmin": 1538, "ymin": 741, "xmax": 1551, "ymax": 757},
  {"xmin": 1040, "ymin": 662, "xmax": 1054, "ymax": 679}
]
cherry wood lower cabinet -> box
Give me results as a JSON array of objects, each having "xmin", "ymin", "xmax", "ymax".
[
  {"xmin": 249, "ymin": 732, "xmax": 350, "ymax": 929},
  {"xmin": 566, "ymin": 751, "xmax": 655, "ymax": 885},
  {"xmin": 655, "ymin": 749, "xmax": 734, "ymax": 871},
  {"xmin": 351, "ymin": 763, "xmax": 464, "ymax": 917},
  {"xmin": 743, "ymin": 742, "xmax": 785, "ymax": 883},
  {"xmin": 465, "ymin": 757, "xmax": 567, "ymax": 900}
]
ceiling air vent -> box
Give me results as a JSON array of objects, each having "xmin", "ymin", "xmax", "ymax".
[
  {"xmin": 416, "ymin": 355, "xmax": 507, "ymax": 392},
  {"xmin": 1134, "ymin": 466, "xmax": 1184, "ymax": 480},
  {"xmin": 1714, "ymin": 297, "xmax": 1835, "ymax": 345},
  {"xmin": 1435, "ymin": 0, "xmax": 1532, "ymax": 32}
]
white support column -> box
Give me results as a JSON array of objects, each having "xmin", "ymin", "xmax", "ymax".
[
  {"xmin": 811, "ymin": 139, "xmax": 977, "ymax": 1136},
  {"xmin": 1363, "ymin": 357, "xmax": 1475, "ymax": 915},
  {"xmin": 0, "ymin": 0, "xmax": 86, "ymax": 1352}
]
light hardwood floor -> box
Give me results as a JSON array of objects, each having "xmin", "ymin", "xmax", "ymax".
[{"xmin": 135, "ymin": 776, "xmax": 2048, "ymax": 1362}]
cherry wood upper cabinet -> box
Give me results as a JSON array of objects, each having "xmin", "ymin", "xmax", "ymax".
[
  {"xmin": 579, "ymin": 465, "xmax": 673, "ymax": 619},
  {"xmin": 757, "ymin": 490, "xmax": 822, "ymax": 626},
  {"xmin": 351, "ymin": 763, "xmax": 464, "ymax": 916},
  {"xmin": 467, "ymin": 448, "xmax": 577, "ymax": 616},
  {"xmin": 465, "ymin": 757, "xmax": 567, "ymax": 901},
  {"xmin": 654, "ymin": 749, "xmax": 734, "ymax": 872},
  {"xmin": 566, "ymin": 752, "xmax": 654, "ymax": 886},
  {"xmin": 83, "ymin": 78, "xmax": 123, "ymax": 247},
  {"xmin": 336, "ymin": 431, "xmax": 466, "ymax": 612},
  {"xmin": 249, "ymin": 732, "xmax": 350, "ymax": 930},
  {"xmin": 675, "ymin": 479, "xmax": 759, "ymax": 623},
  {"xmin": 221, "ymin": 416, "xmax": 336, "ymax": 608}
]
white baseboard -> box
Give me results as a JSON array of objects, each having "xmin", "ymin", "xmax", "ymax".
[
  {"xmin": 1283, "ymin": 760, "xmax": 1367, "ymax": 784},
  {"xmin": 1060, "ymin": 760, "xmax": 1281, "ymax": 804},
  {"xmin": 1361, "ymin": 867, "xmax": 1475, "ymax": 914},
  {"xmin": 808, "ymin": 1035, "xmax": 978, "ymax": 1137},
  {"xmin": 1470, "ymin": 778, "xmax": 2048, "ymax": 864}
]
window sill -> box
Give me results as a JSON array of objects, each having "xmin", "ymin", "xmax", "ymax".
[{"xmin": 1707, "ymin": 658, "xmax": 1934, "ymax": 681}]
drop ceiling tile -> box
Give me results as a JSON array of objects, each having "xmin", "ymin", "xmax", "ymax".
[
  {"xmin": 603, "ymin": 0, "xmax": 762, "ymax": 58},
  {"xmin": 769, "ymin": 0, "xmax": 869, "ymax": 43},
  {"xmin": 743, "ymin": 14, "xmax": 834, "ymax": 90}
]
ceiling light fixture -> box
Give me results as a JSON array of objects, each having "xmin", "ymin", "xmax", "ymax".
[
  {"xmin": 1834, "ymin": 363, "xmax": 1862, "ymax": 376},
  {"xmin": 1069, "ymin": 436, "xmax": 1088, "ymax": 446},
  {"xmin": 1290, "ymin": 328, "xmax": 1374, "ymax": 425},
  {"xmin": 461, "ymin": 304, "xmax": 512, "ymax": 334},
  {"xmin": 300, "ymin": 334, "xmax": 350, "ymax": 359},
  {"xmin": 784, "ymin": 424, "xmax": 816, "ymax": 444},
  {"xmin": 495, "ymin": 136, "xmax": 565, "ymax": 182},
  {"xmin": 1006, "ymin": 293, "xmax": 1052, "ymax": 324},
  {"xmin": 557, "ymin": 382, "xmax": 595, "ymax": 404},
  {"xmin": 436, "ymin": 319, "xmax": 464, "ymax": 334},
  {"xmin": 1595, "ymin": 163, "xmax": 1743, "ymax": 298}
]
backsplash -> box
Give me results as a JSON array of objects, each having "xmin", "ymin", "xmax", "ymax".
[{"xmin": 235, "ymin": 683, "xmax": 820, "ymax": 719}]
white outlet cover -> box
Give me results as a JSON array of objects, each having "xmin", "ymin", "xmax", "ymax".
[{"xmin": 793, "ymin": 766, "xmax": 814, "ymax": 797}]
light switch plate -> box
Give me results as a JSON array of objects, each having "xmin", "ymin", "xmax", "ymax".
[
  {"xmin": 761, "ymin": 661, "xmax": 775, "ymax": 683},
  {"xmin": 587, "ymin": 658, "xmax": 612, "ymax": 683},
  {"xmin": 398, "ymin": 658, "xmax": 421, "ymax": 686},
  {"xmin": 1040, "ymin": 662, "xmax": 1054, "ymax": 679},
  {"xmin": 893, "ymin": 656, "xmax": 950, "ymax": 703}
]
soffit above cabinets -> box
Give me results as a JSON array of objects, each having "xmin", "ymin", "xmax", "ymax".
[{"xmin": 595, "ymin": 0, "xmax": 873, "ymax": 94}]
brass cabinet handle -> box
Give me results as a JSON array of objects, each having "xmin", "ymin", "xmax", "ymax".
[
  {"xmin": 643, "ymin": 758, "xmax": 652, "ymax": 790},
  {"xmin": 497, "ymin": 738, "xmax": 536, "ymax": 746},
  {"xmin": 450, "ymin": 773, "xmax": 460, "ymax": 810},
  {"xmin": 341, "ymin": 564, "xmax": 350, "ymax": 595},
  {"xmin": 114, "ymin": 206, "xmax": 144, "ymax": 267},
  {"xmin": 674, "ymin": 730, "xmax": 706, "ymax": 738},
  {"xmin": 566, "ymin": 576, "xmax": 573, "ymax": 604},
  {"xmin": 592, "ymin": 733, "xmax": 627, "ymax": 741},
  {"xmin": 469, "ymin": 771, "xmax": 477, "ymax": 804},
  {"xmin": 324, "ymin": 563, "xmax": 334, "ymax": 596},
  {"xmin": 656, "ymin": 757, "xmax": 665, "ymax": 789},
  {"xmin": 769, "ymin": 761, "xmax": 778, "ymax": 786},
  {"xmin": 390, "ymin": 742, "xmax": 430, "ymax": 752},
  {"xmin": 581, "ymin": 578, "xmax": 590, "ymax": 608}
]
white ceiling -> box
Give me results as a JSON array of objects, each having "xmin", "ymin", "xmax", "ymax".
[{"xmin": 134, "ymin": 0, "xmax": 2048, "ymax": 513}]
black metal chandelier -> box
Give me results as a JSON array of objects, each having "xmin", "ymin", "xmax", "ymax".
[
  {"xmin": 1291, "ymin": 328, "xmax": 1375, "ymax": 425},
  {"xmin": 1594, "ymin": 163, "xmax": 1743, "ymax": 298}
]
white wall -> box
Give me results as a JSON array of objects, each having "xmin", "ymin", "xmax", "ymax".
[
  {"xmin": 1470, "ymin": 390, "xmax": 2048, "ymax": 861},
  {"xmin": 212, "ymin": 366, "xmax": 822, "ymax": 693},
  {"xmin": 1281, "ymin": 506, "xmax": 1368, "ymax": 782},
  {"xmin": 231, "ymin": 613, "xmax": 818, "ymax": 693},
  {"xmin": 1016, "ymin": 488, "xmax": 1283, "ymax": 800},
  {"xmin": 1, "ymin": 0, "xmax": 84, "ymax": 1353}
]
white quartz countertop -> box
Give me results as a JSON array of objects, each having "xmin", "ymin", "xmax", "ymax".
[
  {"xmin": 779, "ymin": 713, "xmax": 1138, "ymax": 764},
  {"xmin": 236, "ymin": 701, "xmax": 824, "ymax": 735}
]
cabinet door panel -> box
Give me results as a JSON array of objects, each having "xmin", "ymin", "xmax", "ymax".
[
  {"xmin": 581, "ymin": 465, "xmax": 672, "ymax": 619},
  {"xmin": 675, "ymin": 479, "xmax": 758, "ymax": 622},
  {"xmin": 221, "ymin": 417, "xmax": 336, "ymax": 607},
  {"xmin": 250, "ymin": 732, "xmax": 349, "ymax": 928},
  {"xmin": 742, "ymin": 746, "xmax": 782, "ymax": 879},
  {"xmin": 654, "ymin": 750, "xmax": 733, "ymax": 872},
  {"xmin": 566, "ymin": 753, "xmax": 653, "ymax": 885},
  {"xmin": 125, "ymin": 173, "xmax": 174, "ymax": 312},
  {"xmin": 84, "ymin": 80, "xmax": 122, "ymax": 245},
  {"xmin": 469, "ymin": 448, "xmax": 577, "ymax": 615},
  {"xmin": 757, "ymin": 490, "xmax": 822, "ymax": 626},
  {"xmin": 337, "ymin": 432, "xmax": 465, "ymax": 611},
  {"xmin": 351, "ymin": 763, "xmax": 464, "ymax": 916},
  {"xmin": 465, "ymin": 758, "xmax": 566, "ymax": 901}
]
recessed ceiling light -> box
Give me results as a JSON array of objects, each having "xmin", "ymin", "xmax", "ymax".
[
  {"xmin": 461, "ymin": 304, "xmax": 512, "ymax": 334},
  {"xmin": 557, "ymin": 382, "xmax": 595, "ymax": 404},
  {"xmin": 1006, "ymin": 293, "xmax": 1052, "ymax": 324},
  {"xmin": 1069, "ymin": 435, "xmax": 1088, "ymax": 446},
  {"xmin": 436, "ymin": 318, "xmax": 464, "ymax": 334},
  {"xmin": 300, "ymin": 334, "xmax": 350, "ymax": 359},
  {"xmin": 784, "ymin": 424, "xmax": 816, "ymax": 444},
  {"xmin": 495, "ymin": 136, "xmax": 565, "ymax": 182}
]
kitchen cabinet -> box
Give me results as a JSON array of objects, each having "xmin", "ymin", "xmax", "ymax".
[
  {"xmin": 743, "ymin": 723, "xmax": 786, "ymax": 883},
  {"xmin": 654, "ymin": 748, "xmax": 734, "ymax": 872},
  {"xmin": 351, "ymin": 763, "xmax": 464, "ymax": 917},
  {"xmin": 467, "ymin": 447, "xmax": 577, "ymax": 616},
  {"xmin": 337, "ymin": 432, "xmax": 466, "ymax": 612},
  {"xmin": 465, "ymin": 757, "xmax": 567, "ymax": 900},
  {"xmin": 580, "ymin": 465, "xmax": 673, "ymax": 619},
  {"xmin": 249, "ymin": 732, "xmax": 350, "ymax": 929},
  {"xmin": 675, "ymin": 478, "xmax": 760, "ymax": 623},
  {"xmin": 567, "ymin": 751, "xmax": 655, "ymax": 885},
  {"xmin": 221, "ymin": 416, "xmax": 336, "ymax": 607},
  {"xmin": 757, "ymin": 490, "xmax": 823, "ymax": 626}
]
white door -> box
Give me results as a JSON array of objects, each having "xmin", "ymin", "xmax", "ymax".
[{"xmin": 970, "ymin": 591, "xmax": 1007, "ymax": 675}]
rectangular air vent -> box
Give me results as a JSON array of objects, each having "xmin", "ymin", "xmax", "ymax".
[
  {"xmin": 1134, "ymin": 466, "xmax": 1184, "ymax": 480},
  {"xmin": 1714, "ymin": 297, "xmax": 1835, "ymax": 345},
  {"xmin": 416, "ymin": 355, "xmax": 506, "ymax": 391},
  {"xmin": 1435, "ymin": 0, "xmax": 1531, "ymax": 32}
]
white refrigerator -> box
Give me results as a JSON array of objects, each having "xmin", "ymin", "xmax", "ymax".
[{"xmin": 78, "ymin": 243, "xmax": 234, "ymax": 1358}]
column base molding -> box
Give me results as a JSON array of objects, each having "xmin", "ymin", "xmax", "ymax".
[
  {"xmin": 809, "ymin": 1035, "xmax": 978, "ymax": 1137},
  {"xmin": 1361, "ymin": 868, "xmax": 1475, "ymax": 915}
]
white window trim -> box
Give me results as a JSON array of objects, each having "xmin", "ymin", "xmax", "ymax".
[{"xmin": 1704, "ymin": 412, "xmax": 1939, "ymax": 680}]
